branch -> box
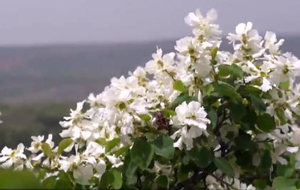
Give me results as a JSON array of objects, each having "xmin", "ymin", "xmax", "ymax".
[
  {"xmin": 210, "ymin": 174, "xmax": 239, "ymax": 190},
  {"xmin": 170, "ymin": 170, "xmax": 208, "ymax": 190}
]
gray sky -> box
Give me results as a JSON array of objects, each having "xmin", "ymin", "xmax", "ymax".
[{"xmin": 0, "ymin": 0, "xmax": 299, "ymax": 46}]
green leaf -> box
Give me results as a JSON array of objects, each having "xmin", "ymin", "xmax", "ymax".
[
  {"xmin": 54, "ymin": 172, "xmax": 73, "ymax": 190},
  {"xmin": 99, "ymin": 169, "xmax": 123, "ymax": 189},
  {"xmin": 95, "ymin": 138, "xmax": 107, "ymax": 146},
  {"xmin": 173, "ymin": 80, "xmax": 187, "ymax": 92},
  {"xmin": 177, "ymin": 163, "xmax": 191, "ymax": 182},
  {"xmin": 42, "ymin": 143, "xmax": 54, "ymax": 159},
  {"xmin": 0, "ymin": 170, "xmax": 42, "ymax": 189},
  {"xmin": 235, "ymin": 132, "xmax": 256, "ymax": 152},
  {"xmin": 156, "ymin": 175, "xmax": 169, "ymax": 189},
  {"xmin": 42, "ymin": 176, "xmax": 57, "ymax": 189},
  {"xmin": 218, "ymin": 65, "xmax": 231, "ymax": 77},
  {"xmin": 105, "ymin": 138, "xmax": 121, "ymax": 153},
  {"xmin": 123, "ymin": 155, "xmax": 138, "ymax": 185},
  {"xmin": 188, "ymin": 147, "xmax": 213, "ymax": 168},
  {"xmin": 214, "ymin": 83, "xmax": 242, "ymax": 101},
  {"xmin": 213, "ymin": 158, "xmax": 234, "ymax": 178},
  {"xmin": 229, "ymin": 101, "xmax": 246, "ymax": 122},
  {"xmin": 236, "ymin": 151, "xmax": 253, "ymax": 169},
  {"xmin": 250, "ymin": 94, "xmax": 266, "ymax": 113},
  {"xmin": 218, "ymin": 64, "xmax": 243, "ymax": 78},
  {"xmin": 275, "ymin": 107, "xmax": 287, "ymax": 125},
  {"xmin": 279, "ymin": 81, "xmax": 290, "ymax": 90},
  {"xmin": 273, "ymin": 177, "xmax": 296, "ymax": 190},
  {"xmin": 230, "ymin": 64, "xmax": 244, "ymax": 78},
  {"xmin": 152, "ymin": 135, "xmax": 175, "ymax": 159},
  {"xmin": 240, "ymin": 108, "xmax": 257, "ymax": 130},
  {"xmin": 130, "ymin": 140, "xmax": 154, "ymax": 169},
  {"xmin": 113, "ymin": 145, "xmax": 130, "ymax": 157},
  {"xmin": 277, "ymin": 164, "xmax": 294, "ymax": 178},
  {"xmin": 162, "ymin": 109, "xmax": 176, "ymax": 117},
  {"xmin": 211, "ymin": 60, "xmax": 218, "ymax": 65},
  {"xmin": 57, "ymin": 138, "xmax": 73, "ymax": 155},
  {"xmin": 253, "ymin": 179, "xmax": 267, "ymax": 189},
  {"xmin": 169, "ymin": 93, "xmax": 197, "ymax": 110},
  {"xmin": 260, "ymin": 150, "xmax": 272, "ymax": 171},
  {"xmin": 139, "ymin": 114, "xmax": 151, "ymax": 122},
  {"xmin": 207, "ymin": 108, "xmax": 217, "ymax": 129},
  {"xmin": 211, "ymin": 47, "xmax": 218, "ymax": 60},
  {"xmin": 54, "ymin": 179, "xmax": 73, "ymax": 190},
  {"xmin": 239, "ymin": 85, "xmax": 262, "ymax": 97},
  {"xmin": 202, "ymin": 83, "xmax": 214, "ymax": 96},
  {"xmin": 257, "ymin": 113, "xmax": 276, "ymax": 133}
]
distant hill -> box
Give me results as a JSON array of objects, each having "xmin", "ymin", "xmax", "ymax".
[{"xmin": 0, "ymin": 36, "xmax": 299, "ymax": 103}]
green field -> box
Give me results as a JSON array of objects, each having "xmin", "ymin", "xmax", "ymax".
[{"xmin": 0, "ymin": 103, "xmax": 75, "ymax": 148}]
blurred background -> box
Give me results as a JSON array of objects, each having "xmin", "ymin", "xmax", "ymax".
[{"xmin": 0, "ymin": 0, "xmax": 300, "ymax": 148}]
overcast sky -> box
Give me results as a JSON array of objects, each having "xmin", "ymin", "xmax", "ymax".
[{"xmin": 0, "ymin": 0, "xmax": 299, "ymax": 46}]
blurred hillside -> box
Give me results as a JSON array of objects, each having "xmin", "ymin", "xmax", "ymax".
[
  {"xmin": 1, "ymin": 36, "xmax": 299, "ymax": 104},
  {"xmin": 0, "ymin": 41, "xmax": 175, "ymax": 104},
  {"xmin": 0, "ymin": 36, "xmax": 299, "ymax": 147}
]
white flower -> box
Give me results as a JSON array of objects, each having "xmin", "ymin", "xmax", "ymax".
[
  {"xmin": 228, "ymin": 22, "xmax": 264, "ymax": 58},
  {"xmin": 0, "ymin": 143, "xmax": 26, "ymax": 169},
  {"xmin": 291, "ymin": 126, "xmax": 300, "ymax": 146},
  {"xmin": 175, "ymin": 36, "xmax": 201, "ymax": 57},
  {"xmin": 59, "ymin": 155, "xmax": 93, "ymax": 185},
  {"xmin": 172, "ymin": 101, "xmax": 210, "ymax": 129},
  {"xmin": 87, "ymin": 93, "xmax": 103, "ymax": 107},
  {"xmin": 84, "ymin": 142, "xmax": 105, "ymax": 157},
  {"xmin": 185, "ymin": 9, "xmax": 221, "ymax": 41},
  {"xmin": 60, "ymin": 101, "xmax": 86, "ymax": 128},
  {"xmin": 28, "ymin": 135, "xmax": 44, "ymax": 153},
  {"xmin": 153, "ymin": 161, "xmax": 172, "ymax": 176},
  {"xmin": 106, "ymin": 155, "xmax": 123, "ymax": 168},
  {"xmin": 171, "ymin": 126, "xmax": 193, "ymax": 150},
  {"xmin": 260, "ymin": 77, "xmax": 272, "ymax": 92},
  {"xmin": 264, "ymin": 31, "xmax": 284, "ymax": 54},
  {"xmin": 171, "ymin": 101, "xmax": 210, "ymax": 150},
  {"xmin": 145, "ymin": 48, "xmax": 175, "ymax": 75},
  {"xmin": 269, "ymin": 53, "xmax": 300, "ymax": 85},
  {"xmin": 73, "ymin": 164, "xmax": 94, "ymax": 185}
]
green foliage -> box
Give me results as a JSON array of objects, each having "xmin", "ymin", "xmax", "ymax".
[
  {"xmin": 211, "ymin": 47, "xmax": 218, "ymax": 60},
  {"xmin": 99, "ymin": 169, "xmax": 123, "ymax": 189},
  {"xmin": 155, "ymin": 175, "xmax": 169, "ymax": 189},
  {"xmin": 173, "ymin": 80, "xmax": 188, "ymax": 92},
  {"xmin": 42, "ymin": 143, "xmax": 54, "ymax": 159},
  {"xmin": 43, "ymin": 172, "xmax": 73, "ymax": 189},
  {"xmin": 169, "ymin": 93, "xmax": 197, "ymax": 110},
  {"xmin": 130, "ymin": 140, "xmax": 154, "ymax": 170},
  {"xmin": 123, "ymin": 155, "xmax": 138, "ymax": 185},
  {"xmin": 0, "ymin": 103, "xmax": 73, "ymax": 148},
  {"xmin": 139, "ymin": 114, "xmax": 152, "ymax": 122},
  {"xmin": 257, "ymin": 113, "xmax": 276, "ymax": 132},
  {"xmin": 152, "ymin": 135, "xmax": 175, "ymax": 159},
  {"xmin": 105, "ymin": 138, "xmax": 121, "ymax": 153},
  {"xmin": 273, "ymin": 177, "xmax": 297, "ymax": 190},
  {"xmin": 218, "ymin": 64, "xmax": 244, "ymax": 78},
  {"xmin": 0, "ymin": 170, "xmax": 42, "ymax": 189},
  {"xmin": 214, "ymin": 83, "xmax": 242, "ymax": 101},
  {"xmin": 213, "ymin": 158, "xmax": 235, "ymax": 178},
  {"xmin": 57, "ymin": 138, "xmax": 73, "ymax": 155},
  {"xmin": 188, "ymin": 147, "xmax": 213, "ymax": 168}
]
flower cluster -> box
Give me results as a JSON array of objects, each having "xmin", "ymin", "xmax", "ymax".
[{"xmin": 1, "ymin": 9, "xmax": 300, "ymax": 190}]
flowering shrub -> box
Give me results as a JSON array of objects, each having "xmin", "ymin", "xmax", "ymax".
[{"xmin": 1, "ymin": 9, "xmax": 300, "ymax": 190}]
